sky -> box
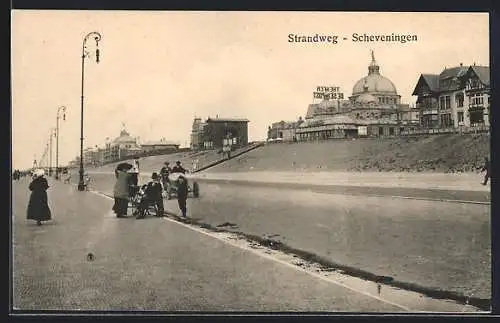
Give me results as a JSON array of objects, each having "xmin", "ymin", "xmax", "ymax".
[{"xmin": 11, "ymin": 11, "xmax": 489, "ymax": 170}]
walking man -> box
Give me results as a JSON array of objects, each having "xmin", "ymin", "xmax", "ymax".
[
  {"xmin": 481, "ymin": 157, "xmax": 490, "ymax": 186},
  {"xmin": 176, "ymin": 174, "xmax": 189, "ymax": 217}
]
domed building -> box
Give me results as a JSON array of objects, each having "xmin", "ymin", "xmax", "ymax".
[
  {"xmin": 103, "ymin": 126, "xmax": 141, "ymax": 162},
  {"xmin": 350, "ymin": 51, "xmax": 401, "ymax": 105},
  {"xmin": 267, "ymin": 51, "xmax": 419, "ymax": 142}
]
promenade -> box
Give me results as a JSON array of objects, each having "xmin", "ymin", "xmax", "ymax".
[{"xmin": 12, "ymin": 177, "xmax": 486, "ymax": 312}]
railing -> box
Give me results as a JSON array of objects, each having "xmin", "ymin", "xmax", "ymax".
[{"xmin": 400, "ymin": 125, "xmax": 490, "ymax": 136}]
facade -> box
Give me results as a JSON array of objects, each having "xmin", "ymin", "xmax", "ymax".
[
  {"xmin": 190, "ymin": 118, "xmax": 206, "ymax": 150},
  {"xmin": 201, "ymin": 117, "xmax": 249, "ymax": 150},
  {"xmin": 141, "ymin": 139, "xmax": 180, "ymax": 153},
  {"xmin": 267, "ymin": 51, "xmax": 419, "ymax": 141},
  {"xmin": 267, "ymin": 118, "xmax": 303, "ymax": 141},
  {"xmin": 190, "ymin": 116, "xmax": 250, "ymax": 150},
  {"xmin": 412, "ymin": 64, "xmax": 490, "ymax": 129}
]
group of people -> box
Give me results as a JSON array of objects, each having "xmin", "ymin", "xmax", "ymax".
[{"xmin": 112, "ymin": 158, "xmax": 189, "ymax": 219}]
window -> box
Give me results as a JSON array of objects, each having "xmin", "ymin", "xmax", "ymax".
[
  {"xmin": 457, "ymin": 112, "xmax": 464, "ymax": 124},
  {"xmin": 439, "ymin": 97, "xmax": 445, "ymax": 110},
  {"xmin": 469, "ymin": 78, "xmax": 481, "ymax": 89},
  {"xmin": 445, "ymin": 96, "xmax": 451, "ymax": 109},
  {"xmin": 455, "ymin": 93, "xmax": 464, "ymax": 108},
  {"xmin": 389, "ymin": 127, "xmax": 395, "ymax": 135},
  {"xmin": 379, "ymin": 127, "xmax": 384, "ymax": 135},
  {"xmin": 471, "ymin": 93, "xmax": 484, "ymax": 106}
]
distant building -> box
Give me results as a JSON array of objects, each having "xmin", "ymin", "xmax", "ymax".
[
  {"xmin": 267, "ymin": 118, "xmax": 303, "ymax": 142},
  {"xmin": 141, "ymin": 139, "xmax": 180, "ymax": 153},
  {"xmin": 190, "ymin": 117, "xmax": 206, "ymax": 150},
  {"xmin": 267, "ymin": 51, "xmax": 419, "ymax": 141},
  {"xmin": 104, "ymin": 128, "xmax": 141, "ymax": 162},
  {"xmin": 412, "ymin": 63, "xmax": 490, "ymax": 128},
  {"xmin": 190, "ymin": 116, "xmax": 250, "ymax": 150}
]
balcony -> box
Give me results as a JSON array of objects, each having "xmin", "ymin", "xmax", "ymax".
[{"xmin": 421, "ymin": 109, "xmax": 438, "ymax": 115}]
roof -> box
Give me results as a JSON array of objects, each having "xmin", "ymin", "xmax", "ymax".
[
  {"xmin": 439, "ymin": 66, "xmax": 468, "ymax": 80},
  {"xmin": 206, "ymin": 118, "xmax": 249, "ymax": 123},
  {"xmin": 467, "ymin": 66, "xmax": 490, "ymax": 86},
  {"xmin": 113, "ymin": 130, "xmax": 137, "ymax": 144},
  {"xmin": 412, "ymin": 65, "xmax": 489, "ymax": 96},
  {"xmin": 352, "ymin": 74, "xmax": 398, "ymax": 95},
  {"xmin": 358, "ymin": 118, "xmax": 399, "ymax": 125},
  {"xmin": 141, "ymin": 141, "xmax": 180, "ymax": 146},
  {"xmin": 438, "ymin": 66, "xmax": 468, "ymax": 92},
  {"xmin": 421, "ymin": 74, "xmax": 439, "ymax": 92}
]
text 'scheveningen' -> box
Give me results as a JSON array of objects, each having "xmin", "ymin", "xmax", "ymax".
[{"xmin": 288, "ymin": 33, "xmax": 418, "ymax": 44}]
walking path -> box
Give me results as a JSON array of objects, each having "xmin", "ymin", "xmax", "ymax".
[{"xmin": 12, "ymin": 177, "xmax": 484, "ymax": 312}]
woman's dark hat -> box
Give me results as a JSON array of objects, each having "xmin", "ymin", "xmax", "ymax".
[
  {"xmin": 176, "ymin": 161, "xmax": 181, "ymax": 164},
  {"xmin": 152, "ymin": 172, "xmax": 159, "ymax": 179}
]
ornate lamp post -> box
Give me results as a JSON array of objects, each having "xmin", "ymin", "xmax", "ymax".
[
  {"xmin": 55, "ymin": 105, "xmax": 67, "ymax": 179},
  {"xmin": 49, "ymin": 128, "xmax": 56, "ymax": 176},
  {"xmin": 78, "ymin": 32, "xmax": 102, "ymax": 191}
]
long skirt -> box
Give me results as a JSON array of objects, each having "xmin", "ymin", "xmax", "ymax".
[
  {"xmin": 113, "ymin": 197, "xmax": 129, "ymax": 216},
  {"xmin": 27, "ymin": 191, "xmax": 52, "ymax": 221}
]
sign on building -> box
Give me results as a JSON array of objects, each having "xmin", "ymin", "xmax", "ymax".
[{"xmin": 314, "ymin": 86, "xmax": 344, "ymax": 100}]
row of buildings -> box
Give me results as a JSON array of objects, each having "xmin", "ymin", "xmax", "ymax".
[
  {"xmin": 69, "ymin": 128, "xmax": 180, "ymax": 167},
  {"xmin": 267, "ymin": 51, "xmax": 490, "ymax": 141}
]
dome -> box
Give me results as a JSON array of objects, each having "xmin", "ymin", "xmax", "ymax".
[
  {"xmin": 356, "ymin": 93, "xmax": 377, "ymax": 103},
  {"xmin": 352, "ymin": 51, "xmax": 398, "ymax": 95},
  {"xmin": 113, "ymin": 129, "xmax": 137, "ymax": 144}
]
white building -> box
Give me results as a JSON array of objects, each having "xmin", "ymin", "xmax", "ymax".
[{"xmin": 412, "ymin": 63, "xmax": 490, "ymax": 129}]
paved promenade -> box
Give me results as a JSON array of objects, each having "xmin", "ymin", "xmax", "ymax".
[
  {"xmin": 12, "ymin": 177, "xmax": 485, "ymax": 312},
  {"xmin": 76, "ymin": 172, "xmax": 491, "ymax": 303}
]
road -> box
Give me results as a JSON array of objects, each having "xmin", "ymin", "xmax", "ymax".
[
  {"xmin": 85, "ymin": 172, "xmax": 490, "ymax": 300},
  {"xmin": 12, "ymin": 177, "xmax": 484, "ymax": 312}
]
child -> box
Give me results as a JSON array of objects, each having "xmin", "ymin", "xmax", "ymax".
[
  {"xmin": 136, "ymin": 172, "xmax": 164, "ymax": 219},
  {"xmin": 176, "ymin": 174, "xmax": 189, "ymax": 217}
]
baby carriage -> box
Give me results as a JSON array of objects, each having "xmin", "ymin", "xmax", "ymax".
[{"xmin": 130, "ymin": 183, "xmax": 161, "ymax": 218}]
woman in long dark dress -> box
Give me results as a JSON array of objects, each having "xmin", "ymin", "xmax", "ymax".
[
  {"xmin": 27, "ymin": 170, "xmax": 52, "ymax": 225},
  {"xmin": 113, "ymin": 168, "xmax": 130, "ymax": 217}
]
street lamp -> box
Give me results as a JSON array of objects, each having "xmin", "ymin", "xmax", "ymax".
[
  {"xmin": 78, "ymin": 32, "xmax": 102, "ymax": 191},
  {"xmin": 49, "ymin": 128, "xmax": 56, "ymax": 176},
  {"xmin": 55, "ymin": 105, "xmax": 67, "ymax": 179}
]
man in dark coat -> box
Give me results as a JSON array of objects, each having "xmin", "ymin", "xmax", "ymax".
[
  {"xmin": 27, "ymin": 169, "xmax": 52, "ymax": 225},
  {"xmin": 160, "ymin": 162, "xmax": 171, "ymax": 191},
  {"xmin": 136, "ymin": 172, "xmax": 165, "ymax": 219},
  {"xmin": 176, "ymin": 174, "xmax": 189, "ymax": 217},
  {"xmin": 171, "ymin": 161, "xmax": 187, "ymax": 174},
  {"xmin": 481, "ymin": 157, "xmax": 490, "ymax": 185}
]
